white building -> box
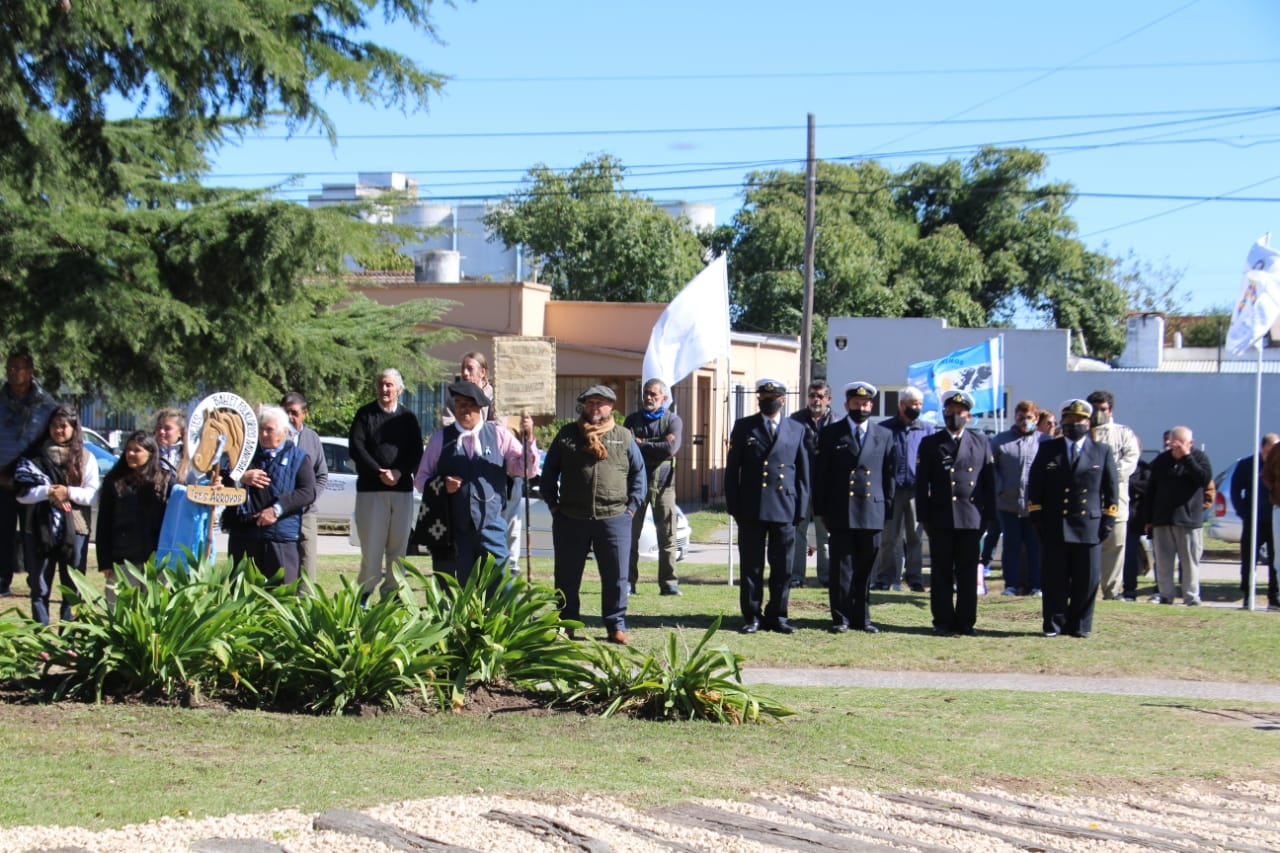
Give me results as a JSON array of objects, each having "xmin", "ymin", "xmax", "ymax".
[
  {"xmin": 309, "ymin": 172, "xmax": 713, "ymax": 283},
  {"xmin": 826, "ymin": 315, "xmax": 1280, "ymax": 468}
]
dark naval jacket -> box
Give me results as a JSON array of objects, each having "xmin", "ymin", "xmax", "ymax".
[
  {"xmin": 725, "ymin": 413, "xmax": 809, "ymax": 525},
  {"xmin": 1027, "ymin": 436, "xmax": 1119, "ymax": 545},
  {"xmin": 813, "ymin": 417, "xmax": 896, "ymax": 531},
  {"xmin": 915, "ymin": 428, "xmax": 996, "ymax": 532}
]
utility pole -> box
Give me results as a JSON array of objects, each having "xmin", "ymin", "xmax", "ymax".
[{"xmin": 801, "ymin": 113, "xmax": 817, "ymax": 395}]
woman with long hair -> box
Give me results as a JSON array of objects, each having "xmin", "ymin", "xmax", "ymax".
[
  {"xmin": 95, "ymin": 430, "xmax": 175, "ymax": 605},
  {"xmin": 8, "ymin": 406, "xmax": 99, "ymax": 624}
]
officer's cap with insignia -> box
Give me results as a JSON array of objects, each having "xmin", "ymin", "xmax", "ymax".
[
  {"xmin": 940, "ymin": 389, "xmax": 975, "ymax": 410},
  {"xmin": 1061, "ymin": 398, "xmax": 1093, "ymax": 418},
  {"xmin": 843, "ymin": 381, "xmax": 878, "ymax": 399},
  {"xmin": 755, "ymin": 378, "xmax": 786, "ymax": 396}
]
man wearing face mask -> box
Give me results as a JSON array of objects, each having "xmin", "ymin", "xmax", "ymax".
[
  {"xmin": 1027, "ymin": 399, "xmax": 1119, "ymax": 638},
  {"xmin": 788, "ymin": 380, "xmax": 835, "ymax": 589},
  {"xmin": 1085, "ymin": 390, "xmax": 1141, "ymax": 600},
  {"xmin": 990, "ymin": 400, "xmax": 1047, "ymax": 596},
  {"xmin": 915, "ymin": 390, "xmax": 996, "ymax": 636},
  {"xmin": 726, "ymin": 379, "xmax": 809, "ymax": 634},
  {"xmin": 814, "ymin": 382, "xmax": 896, "ymax": 634},
  {"xmin": 870, "ymin": 386, "xmax": 933, "ymax": 593}
]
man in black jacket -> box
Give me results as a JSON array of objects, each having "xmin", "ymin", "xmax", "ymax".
[
  {"xmin": 1143, "ymin": 425, "xmax": 1212, "ymax": 606},
  {"xmin": 788, "ymin": 379, "xmax": 835, "ymax": 588},
  {"xmin": 1229, "ymin": 433, "xmax": 1278, "ymax": 608}
]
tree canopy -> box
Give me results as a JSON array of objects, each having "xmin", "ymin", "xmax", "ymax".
[
  {"xmin": 716, "ymin": 147, "xmax": 1129, "ymax": 360},
  {"xmin": 0, "ymin": 0, "xmax": 461, "ymax": 408},
  {"xmin": 484, "ymin": 155, "xmax": 709, "ymax": 302}
]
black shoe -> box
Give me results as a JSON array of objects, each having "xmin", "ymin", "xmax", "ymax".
[
  {"xmin": 1069, "ymin": 630, "xmax": 1090, "ymax": 639},
  {"xmin": 0, "ymin": 587, "xmax": 11, "ymax": 598},
  {"xmin": 659, "ymin": 585, "xmax": 681, "ymax": 596},
  {"xmin": 908, "ymin": 582, "xmax": 926, "ymax": 593},
  {"xmin": 869, "ymin": 583, "xmax": 890, "ymax": 591},
  {"xmin": 765, "ymin": 618, "xmax": 796, "ymax": 635},
  {"xmin": 828, "ymin": 623, "xmax": 849, "ymax": 634},
  {"xmin": 1043, "ymin": 629, "xmax": 1060, "ymax": 637},
  {"xmin": 931, "ymin": 627, "xmax": 953, "ymax": 637},
  {"xmin": 955, "ymin": 627, "xmax": 977, "ymax": 636},
  {"xmin": 861, "ymin": 624, "xmax": 880, "ymax": 634},
  {"xmin": 629, "ymin": 583, "xmax": 637, "ymax": 594},
  {"xmin": 738, "ymin": 619, "xmax": 760, "ymax": 635}
]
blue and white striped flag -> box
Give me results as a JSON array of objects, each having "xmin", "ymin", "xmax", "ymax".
[{"xmin": 907, "ymin": 336, "xmax": 1005, "ymax": 416}]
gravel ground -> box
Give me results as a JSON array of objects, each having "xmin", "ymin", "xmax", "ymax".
[{"xmin": 2, "ymin": 780, "xmax": 1277, "ymax": 852}]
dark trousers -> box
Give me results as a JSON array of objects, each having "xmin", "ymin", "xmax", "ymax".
[
  {"xmin": 996, "ymin": 511, "xmax": 1041, "ymax": 592},
  {"xmin": 1240, "ymin": 516, "xmax": 1277, "ymax": 602},
  {"xmin": 1122, "ymin": 521, "xmax": 1147, "ymax": 597},
  {"xmin": 828, "ymin": 528, "xmax": 880, "ymax": 629},
  {"xmin": 979, "ymin": 514, "xmax": 1001, "ymax": 566},
  {"xmin": 24, "ymin": 532, "xmax": 87, "ymax": 625},
  {"xmin": 230, "ymin": 537, "xmax": 302, "ymax": 586},
  {"xmin": 737, "ymin": 519, "xmax": 794, "ymax": 622},
  {"xmin": 928, "ymin": 528, "xmax": 981, "ymax": 632},
  {"xmin": 0, "ymin": 490, "xmax": 18, "ymax": 591},
  {"xmin": 1042, "ymin": 541, "xmax": 1100, "ymax": 635},
  {"xmin": 552, "ymin": 512, "xmax": 630, "ymax": 632}
]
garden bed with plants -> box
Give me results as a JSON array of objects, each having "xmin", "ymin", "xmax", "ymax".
[{"xmin": 0, "ymin": 558, "xmax": 791, "ymax": 723}]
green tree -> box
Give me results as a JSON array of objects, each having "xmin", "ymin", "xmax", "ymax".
[
  {"xmin": 0, "ymin": 0, "xmax": 462, "ymax": 407},
  {"xmin": 725, "ymin": 148, "xmax": 1130, "ymax": 360},
  {"xmin": 484, "ymin": 155, "xmax": 708, "ymax": 302}
]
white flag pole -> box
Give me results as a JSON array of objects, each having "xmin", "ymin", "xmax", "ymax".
[
  {"xmin": 725, "ymin": 351, "xmax": 735, "ymax": 587},
  {"xmin": 1247, "ymin": 343, "xmax": 1263, "ymax": 611}
]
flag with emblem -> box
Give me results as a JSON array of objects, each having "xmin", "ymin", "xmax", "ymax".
[
  {"xmin": 1226, "ymin": 235, "xmax": 1280, "ymax": 356},
  {"xmin": 907, "ymin": 335, "xmax": 1004, "ymax": 417}
]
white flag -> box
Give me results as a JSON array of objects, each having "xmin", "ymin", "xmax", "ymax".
[
  {"xmin": 641, "ymin": 255, "xmax": 731, "ymax": 388},
  {"xmin": 1226, "ymin": 235, "xmax": 1280, "ymax": 356}
]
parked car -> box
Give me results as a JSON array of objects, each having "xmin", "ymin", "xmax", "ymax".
[
  {"xmin": 316, "ymin": 436, "xmax": 364, "ymax": 525},
  {"xmin": 512, "ymin": 493, "xmax": 690, "ymax": 561},
  {"xmin": 1209, "ymin": 457, "xmax": 1256, "ymax": 546}
]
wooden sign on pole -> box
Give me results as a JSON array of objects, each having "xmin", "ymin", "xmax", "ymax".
[{"xmin": 492, "ymin": 335, "xmax": 557, "ymax": 584}]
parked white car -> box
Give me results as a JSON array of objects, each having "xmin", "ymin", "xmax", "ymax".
[
  {"xmin": 316, "ymin": 436, "xmax": 364, "ymax": 525},
  {"xmin": 1208, "ymin": 458, "xmax": 1245, "ymax": 545}
]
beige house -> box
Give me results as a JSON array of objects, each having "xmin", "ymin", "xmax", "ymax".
[{"xmin": 351, "ymin": 274, "xmax": 800, "ymax": 504}]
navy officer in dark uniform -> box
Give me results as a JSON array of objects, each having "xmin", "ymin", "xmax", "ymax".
[
  {"xmin": 915, "ymin": 389, "xmax": 996, "ymax": 636},
  {"xmin": 814, "ymin": 381, "xmax": 896, "ymax": 633},
  {"xmin": 1027, "ymin": 398, "xmax": 1119, "ymax": 638},
  {"xmin": 725, "ymin": 378, "xmax": 809, "ymax": 634}
]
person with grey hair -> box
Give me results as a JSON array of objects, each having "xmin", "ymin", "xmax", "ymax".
[
  {"xmin": 348, "ymin": 368, "xmax": 423, "ymax": 599},
  {"xmin": 623, "ymin": 378, "xmax": 683, "ymax": 595},
  {"xmin": 226, "ymin": 405, "xmax": 316, "ymax": 586},
  {"xmin": 871, "ymin": 385, "xmax": 934, "ymax": 592}
]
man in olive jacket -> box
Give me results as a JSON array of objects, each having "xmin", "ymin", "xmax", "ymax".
[{"xmin": 541, "ymin": 385, "xmax": 645, "ymax": 645}]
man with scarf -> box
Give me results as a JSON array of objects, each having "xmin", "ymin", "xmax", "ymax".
[
  {"xmin": 623, "ymin": 378, "xmax": 683, "ymax": 596},
  {"xmin": 726, "ymin": 379, "xmax": 809, "ymax": 634},
  {"xmin": 541, "ymin": 385, "xmax": 645, "ymax": 645},
  {"xmin": 0, "ymin": 352, "xmax": 58, "ymax": 596},
  {"xmin": 227, "ymin": 406, "xmax": 317, "ymax": 586},
  {"xmin": 413, "ymin": 381, "xmax": 538, "ymax": 585}
]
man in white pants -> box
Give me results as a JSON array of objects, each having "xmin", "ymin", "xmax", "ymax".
[{"xmin": 1086, "ymin": 390, "xmax": 1140, "ymax": 600}]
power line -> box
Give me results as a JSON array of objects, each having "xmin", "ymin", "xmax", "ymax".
[
  {"xmin": 1081, "ymin": 174, "xmax": 1280, "ymax": 238},
  {"xmin": 454, "ymin": 57, "xmax": 1279, "ymax": 84}
]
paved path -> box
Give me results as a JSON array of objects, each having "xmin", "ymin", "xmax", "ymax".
[{"xmin": 741, "ymin": 667, "xmax": 1280, "ymax": 703}]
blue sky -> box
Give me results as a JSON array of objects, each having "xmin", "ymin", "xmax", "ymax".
[{"xmin": 204, "ymin": 0, "xmax": 1280, "ymax": 317}]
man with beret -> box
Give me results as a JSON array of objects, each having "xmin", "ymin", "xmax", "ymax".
[
  {"xmin": 814, "ymin": 381, "xmax": 896, "ymax": 633},
  {"xmin": 413, "ymin": 381, "xmax": 538, "ymax": 585},
  {"xmin": 541, "ymin": 384, "xmax": 645, "ymax": 644},
  {"xmin": 1027, "ymin": 399, "xmax": 1119, "ymax": 638},
  {"xmin": 725, "ymin": 379, "xmax": 809, "ymax": 634},
  {"xmin": 915, "ymin": 389, "xmax": 996, "ymax": 636}
]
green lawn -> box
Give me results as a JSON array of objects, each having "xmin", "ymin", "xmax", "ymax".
[{"xmin": 0, "ymin": 525, "xmax": 1275, "ymax": 830}]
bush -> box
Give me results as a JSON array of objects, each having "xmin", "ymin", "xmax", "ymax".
[
  {"xmin": 45, "ymin": 559, "xmax": 272, "ymax": 702},
  {"xmin": 252, "ymin": 564, "xmax": 452, "ymax": 714}
]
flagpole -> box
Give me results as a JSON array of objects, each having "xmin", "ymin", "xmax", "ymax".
[
  {"xmin": 1247, "ymin": 343, "xmax": 1263, "ymax": 611},
  {"xmin": 725, "ymin": 352, "xmax": 735, "ymax": 587}
]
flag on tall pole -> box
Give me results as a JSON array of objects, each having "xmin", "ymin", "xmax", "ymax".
[
  {"xmin": 907, "ymin": 336, "xmax": 1005, "ymax": 417},
  {"xmin": 1226, "ymin": 234, "xmax": 1280, "ymax": 356},
  {"xmin": 642, "ymin": 255, "xmax": 731, "ymax": 387}
]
